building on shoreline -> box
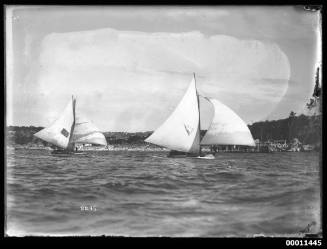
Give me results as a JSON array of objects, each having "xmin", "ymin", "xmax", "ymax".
[{"xmin": 203, "ymin": 138, "xmax": 316, "ymax": 153}]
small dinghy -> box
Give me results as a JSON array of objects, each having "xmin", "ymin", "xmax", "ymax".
[{"xmin": 195, "ymin": 154, "xmax": 215, "ymax": 160}]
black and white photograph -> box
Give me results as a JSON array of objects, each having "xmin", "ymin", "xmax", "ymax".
[{"xmin": 5, "ymin": 5, "xmax": 322, "ymax": 237}]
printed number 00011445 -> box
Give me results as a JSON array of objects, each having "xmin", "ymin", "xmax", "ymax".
[{"xmin": 286, "ymin": 240, "xmax": 322, "ymax": 246}]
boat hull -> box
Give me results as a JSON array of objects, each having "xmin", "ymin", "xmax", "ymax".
[
  {"xmin": 167, "ymin": 150, "xmax": 215, "ymax": 159},
  {"xmin": 167, "ymin": 150, "xmax": 196, "ymax": 158},
  {"xmin": 51, "ymin": 150, "xmax": 86, "ymax": 156}
]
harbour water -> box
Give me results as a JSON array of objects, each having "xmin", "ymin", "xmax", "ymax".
[{"xmin": 6, "ymin": 149, "xmax": 321, "ymax": 236}]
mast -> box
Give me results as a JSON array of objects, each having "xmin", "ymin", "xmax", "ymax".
[
  {"xmin": 67, "ymin": 95, "xmax": 76, "ymax": 151},
  {"xmin": 194, "ymin": 73, "xmax": 201, "ymax": 156}
]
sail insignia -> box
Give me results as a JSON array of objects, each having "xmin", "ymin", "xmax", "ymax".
[
  {"xmin": 184, "ymin": 124, "xmax": 194, "ymax": 136},
  {"xmin": 61, "ymin": 128, "xmax": 69, "ymax": 138}
]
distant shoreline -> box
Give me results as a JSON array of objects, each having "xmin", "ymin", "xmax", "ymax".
[
  {"xmin": 6, "ymin": 114, "xmax": 322, "ymax": 151},
  {"xmin": 7, "ymin": 144, "xmax": 319, "ymax": 153},
  {"xmin": 7, "ymin": 144, "xmax": 169, "ymax": 152}
]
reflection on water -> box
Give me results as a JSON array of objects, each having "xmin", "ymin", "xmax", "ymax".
[{"xmin": 6, "ymin": 149, "xmax": 321, "ymax": 236}]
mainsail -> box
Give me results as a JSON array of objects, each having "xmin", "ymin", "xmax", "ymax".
[
  {"xmin": 145, "ymin": 77, "xmax": 200, "ymax": 153},
  {"xmin": 200, "ymin": 98, "xmax": 255, "ymax": 146},
  {"xmin": 34, "ymin": 96, "xmax": 107, "ymax": 149}
]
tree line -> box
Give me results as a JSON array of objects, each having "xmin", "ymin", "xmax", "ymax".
[{"xmin": 248, "ymin": 113, "xmax": 321, "ymax": 145}]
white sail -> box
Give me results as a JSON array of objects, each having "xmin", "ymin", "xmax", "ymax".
[
  {"xmin": 145, "ymin": 77, "xmax": 200, "ymax": 153},
  {"xmin": 34, "ymin": 98, "xmax": 75, "ymax": 149},
  {"xmin": 71, "ymin": 114, "xmax": 107, "ymax": 146},
  {"xmin": 200, "ymin": 98, "xmax": 255, "ymax": 146}
]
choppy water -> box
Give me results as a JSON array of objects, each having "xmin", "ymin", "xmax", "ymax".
[{"xmin": 6, "ymin": 149, "xmax": 321, "ymax": 237}]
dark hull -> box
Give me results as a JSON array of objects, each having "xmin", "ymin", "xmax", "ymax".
[
  {"xmin": 167, "ymin": 150, "xmax": 214, "ymax": 159},
  {"xmin": 51, "ymin": 150, "xmax": 85, "ymax": 156},
  {"xmin": 167, "ymin": 151, "xmax": 194, "ymax": 158}
]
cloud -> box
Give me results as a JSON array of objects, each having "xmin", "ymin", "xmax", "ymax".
[
  {"xmin": 165, "ymin": 7, "xmax": 230, "ymax": 19},
  {"xmin": 34, "ymin": 28, "xmax": 290, "ymax": 131},
  {"xmin": 40, "ymin": 29, "xmax": 290, "ymax": 78}
]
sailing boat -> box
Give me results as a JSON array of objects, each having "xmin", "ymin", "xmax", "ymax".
[
  {"xmin": 34, "ymin": 95, "xmax": 107, "ymax": 155},
  {"xmin": 145, "ymin": 74, "xmax": 255, "ymax": 158}
]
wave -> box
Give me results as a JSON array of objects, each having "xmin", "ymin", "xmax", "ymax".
[{"xmin": 6, "ymin": 149, "xmax": 321, "ymax": 236}]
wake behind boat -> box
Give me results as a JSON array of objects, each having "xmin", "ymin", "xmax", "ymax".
[
  {"xmin": 145, "ymin": 74, "xmax": 255, "ymax": 158},
  {"xmin": 34, "ymin": 95, "xmax": 107, "ymax": 155},
  {"xmin": 195, "ymin": 154, "xmax": 216, "ymax": 160}
]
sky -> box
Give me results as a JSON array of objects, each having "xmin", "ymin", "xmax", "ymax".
[{"xmin": 6, "ymin": 6, "xmax": 321, "ymax": 132}]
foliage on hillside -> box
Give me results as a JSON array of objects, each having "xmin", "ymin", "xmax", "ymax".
[{"xmin": 248, "ymin": 113, "xmax": 321, "ymax": 145}]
